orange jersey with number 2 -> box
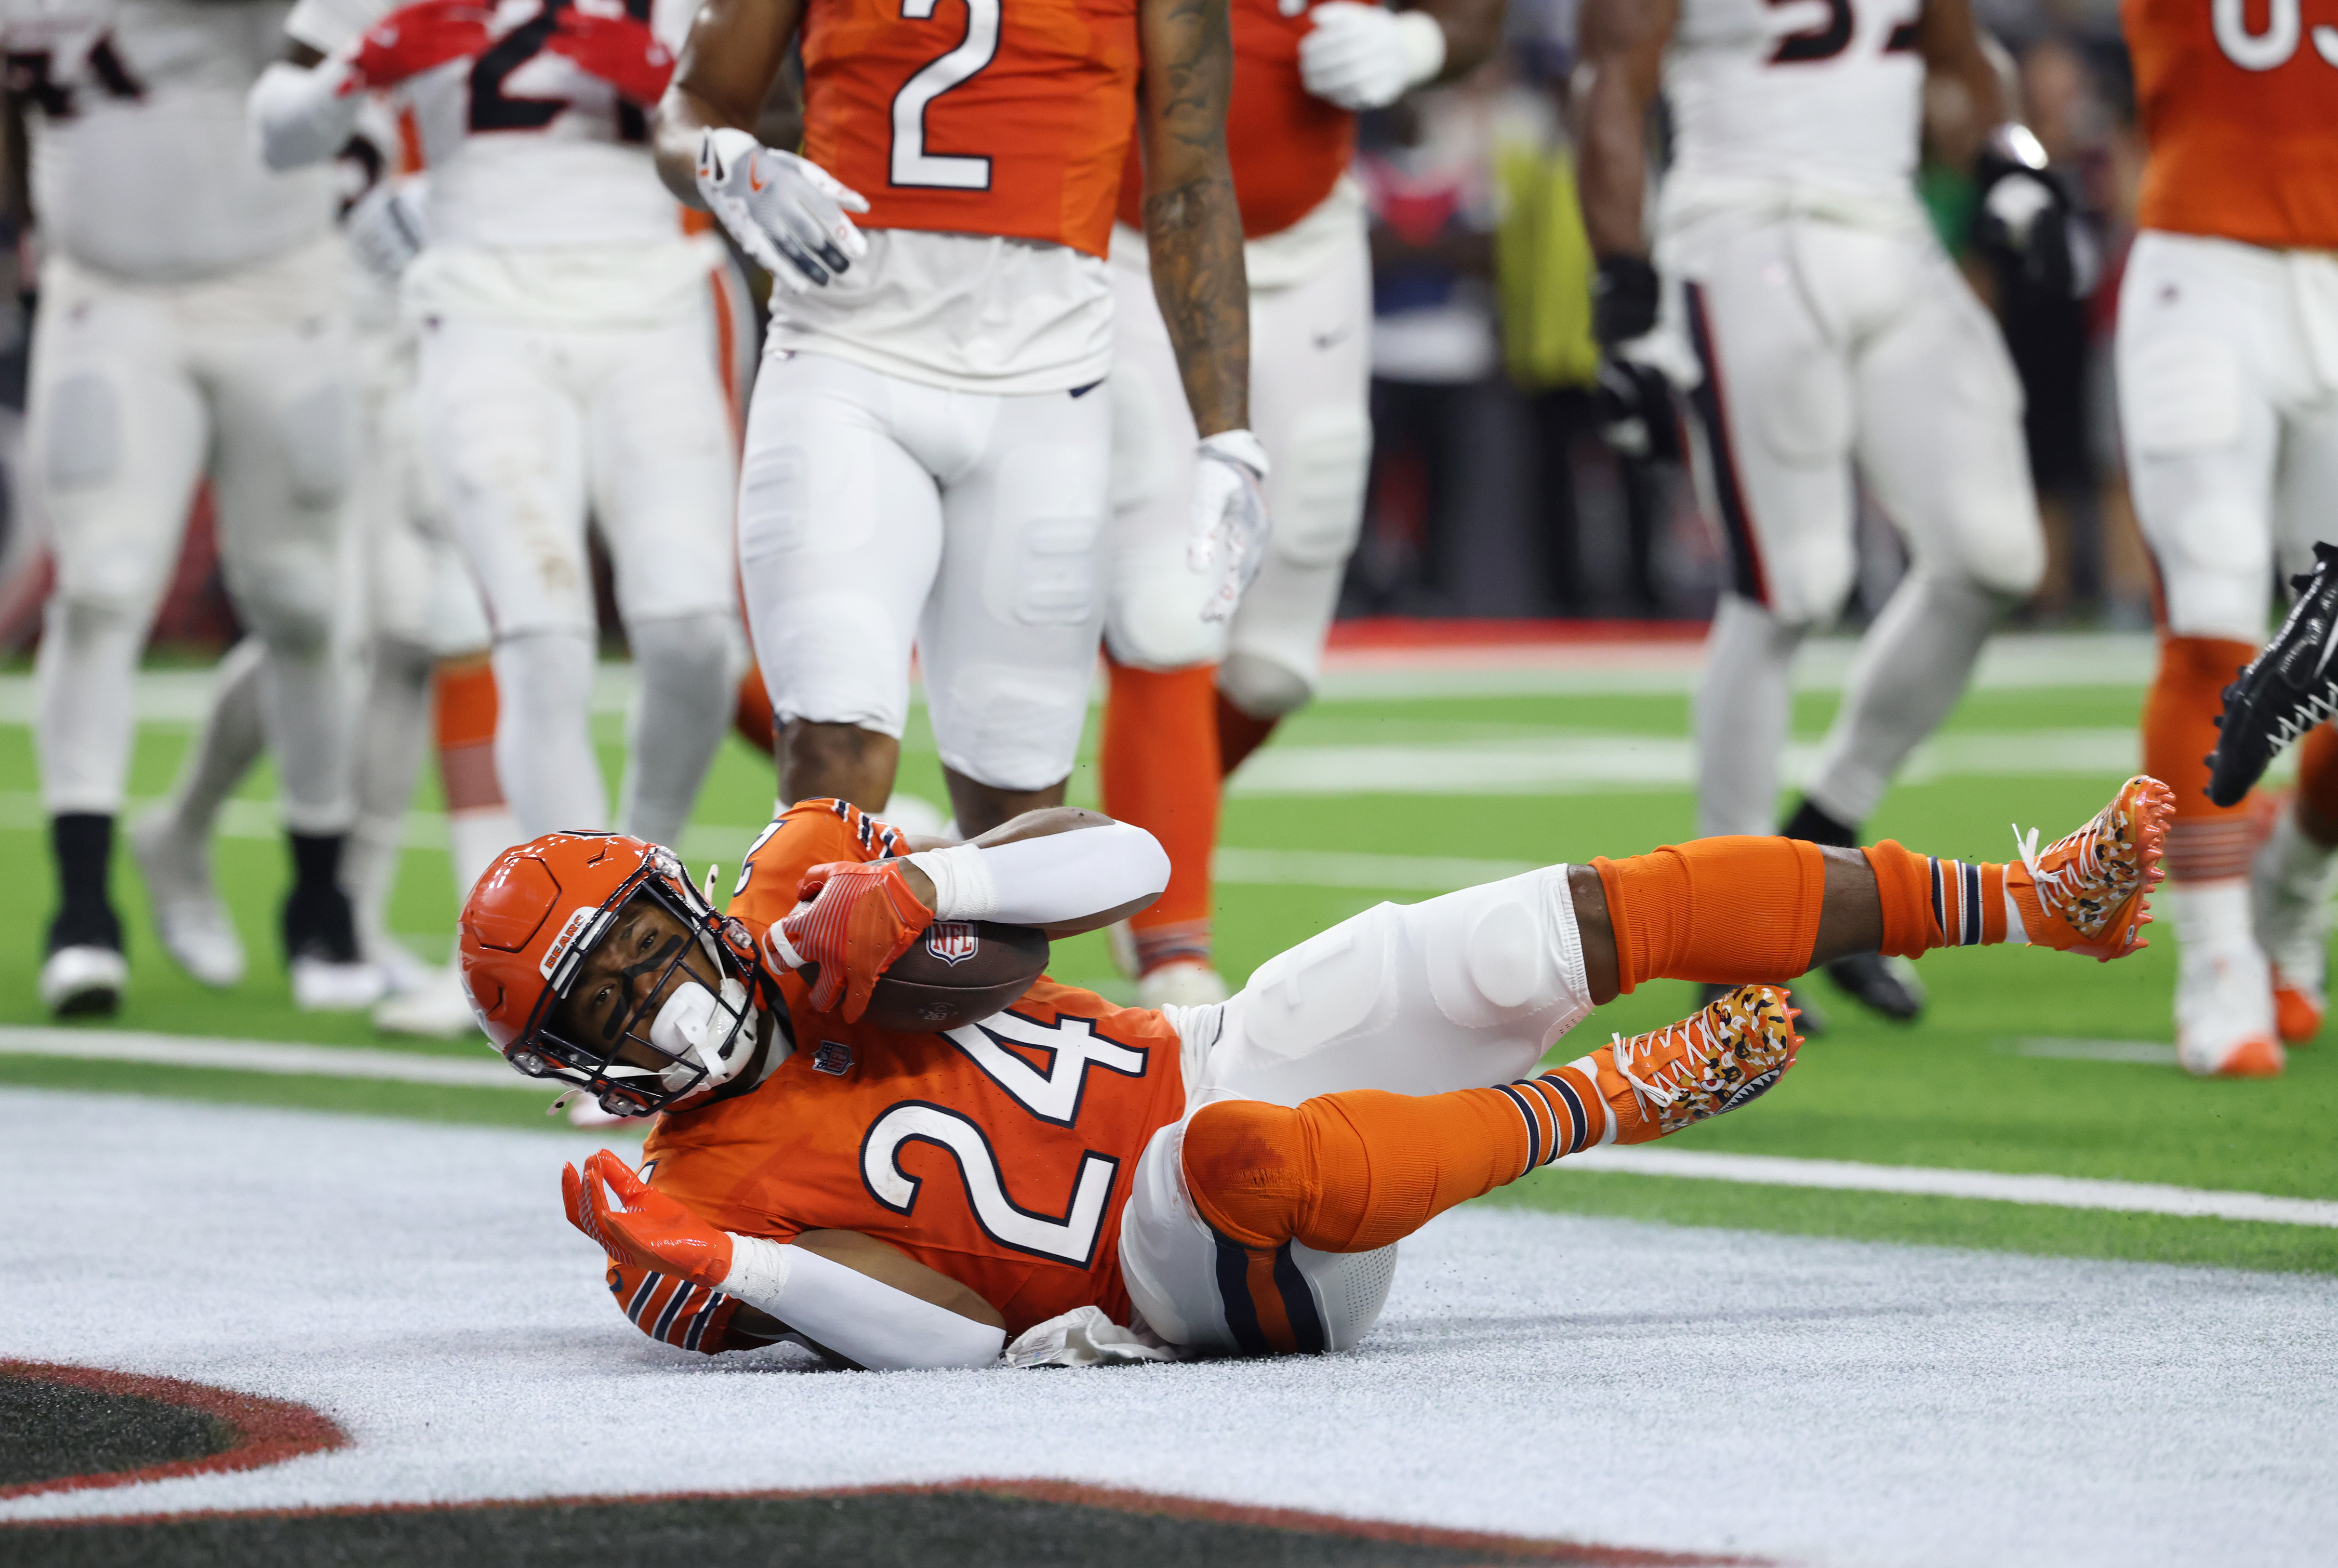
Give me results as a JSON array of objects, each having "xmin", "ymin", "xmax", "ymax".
[
  {"xmin": 638, "ymin": 801, "xmax": 1190, "ymax": 1335},
  {"xmin": 800, "ymin": 0, "xmax": 1141, "ymax": 259},
  {"xmin": 2124, "ymin": 0, "xmax": 2338, "ymax": 249}
]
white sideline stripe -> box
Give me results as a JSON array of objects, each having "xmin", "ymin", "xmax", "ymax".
[
  {"xmin": 1213, "ymin": 847, "xmax": 1537, "ymax": 891},
  {"xmin": 0, "ymin": 1025, "xmax": 536, "ymax": 1091},
  {"xmin": 1563, "ymin": 1146, "xmax": 2338, "ymax": 1228},
  {"xmin": 2005, "ymin": 1037, "xmax": 2183, "ymax": 1066},
  {"xmin": 9, "ymin": 1026, "xmax": 2333, "ymax": 1228}
]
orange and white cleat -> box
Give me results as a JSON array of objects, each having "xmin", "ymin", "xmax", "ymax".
[
  {"xmin": 2007, "ymin": 775, "xmax": 2175, "ymax": 961},
  {"xmin": 1571, "ymin": 984, "xmax": 1801, "ymax": 1146}
]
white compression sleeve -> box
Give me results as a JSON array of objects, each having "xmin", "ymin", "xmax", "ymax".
[
  {"xmin": 722, "ymin": 1235, "xmax": 1005, "ymax": 1371},
  {"xmin": 247, "ymin": 59, "xmax": 363, "ymax": 171},
  {"xmin": 908, "ymin": 821, "xmax": 1169, "ymax": 926}
]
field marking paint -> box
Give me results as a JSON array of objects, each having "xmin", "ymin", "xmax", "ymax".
[
  {"xmin": 1562, "ymin": 1146, "xmax": 2338, "ymax": 1228},
  {"xmin": 2003, "ymin": 1037, "xmax": 2183, "ymax": 1066},
  {"xmin": 0, "ymin": 1026, "xmax": 537, "ymax": 1092},
  {"xmin": 8, "ymin": 1026, "xmax": 2333, "ymax": 1228},
  {"xmin": 1212, "ymin": 847, "xmax": 1538, "ymax": 891}
]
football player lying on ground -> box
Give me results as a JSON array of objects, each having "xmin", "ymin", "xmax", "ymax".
[{"xmin": 461, "ymin": 778, "xmax": 2173, "ymax": 1368}]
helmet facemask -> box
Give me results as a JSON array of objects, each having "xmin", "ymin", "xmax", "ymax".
[{"xmin": 508, "ymin": 850, "xmax": 763, "ymax": 1118}]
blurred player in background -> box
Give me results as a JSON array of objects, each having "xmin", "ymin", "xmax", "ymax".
[
  {"xmin": 1099, "ymin": 0, "xmax": 1504, "ymax": 1007},
  {"xmin": 2117, "ymin": 0, "xmax": 2338, "ymax": 1078},
  {"xmin": 251, "ymin": 0, "xmax": 745, "ymax": 856},
  {"xmin": 134, "ymin": 111, "xmax": 499, "ymax": 1034},
  {"xmin": 656, "ymin": 0, "xmax": 1263, "ymax": 841},
  {"xmin": 4, "ymin": 0, "xmax": 368, "ymax": 1016},
  {"xmin": 1576, "ymin": 0, "xmax": 2068, "ymax": 1028}
]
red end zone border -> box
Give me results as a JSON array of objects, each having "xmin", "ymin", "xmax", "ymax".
[
  {"xmin": 3, "ymin": 1471, "xmax": 1764, "ymax": 1565},
  {"xmin": 0, "ymin": 1360, "xmax": 349, "ymax": 1503}
]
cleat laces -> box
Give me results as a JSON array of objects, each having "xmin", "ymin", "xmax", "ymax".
[
  {"xmin": 2010, "ymin": 812, "xmax": 2123, "ymax": 925},
  {"xmin": 1610, "ymin": 1009, "xmax": 1727, "ymax": 1113}
]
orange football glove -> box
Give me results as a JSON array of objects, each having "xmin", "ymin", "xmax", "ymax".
[
  {"xmin": 561, "ymin": 1149, "xmax": 734, "ymax": 1292},
  {"xmin": 776, "ymin": 858, "xmax": 935, "ymax": 1023}
]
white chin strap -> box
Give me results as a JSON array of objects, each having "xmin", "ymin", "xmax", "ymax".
[{"xmin": 648, "ymin": 977, "xmax": 758, "ymax": 1098}]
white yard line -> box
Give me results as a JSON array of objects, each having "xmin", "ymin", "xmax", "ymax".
[
  {"xmin": 2004, "ymin": 1037, "xmax": 2184, "ymax": 1066},
  {"xmin": 7, "ymin": 1026, "xmax": 2329, "ymax": 1226}
]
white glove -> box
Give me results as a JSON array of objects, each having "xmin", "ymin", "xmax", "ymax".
[
  {"xmin": 343, "ymin": 176, "xmax": 428, "ymax": 281},
  {"xmin": 695, "ymin": 126, "xmax": 869, "ymax": 290},
  {"xmin": 1298, "ymin": 2, "xmax": 1446, "ymax": 112},
  {"xmin": 1001, "ymin": 1306, "xmax": 1182, "ymax": 1368},
  {"xmin": 1187, "ymin": 429, "xmax": 1272, "ymax": 625}
]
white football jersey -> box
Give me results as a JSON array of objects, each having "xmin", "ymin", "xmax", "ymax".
[
  {"xmin": 1660, "ymin": 0, "xmax": 1927, "ymax": 229},
  {"xmin": 285, "ymin": 0, "xmax": 694, "ymax": 250},
  {"xmin": 0, "ymin": 0, "xmax": 335, "ymax": 281}
]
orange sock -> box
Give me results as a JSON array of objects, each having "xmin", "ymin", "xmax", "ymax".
[
  {"xmin": 1861, "ymin": 841, "xmax": 2011, "ymax": 955},
  {"xmin": 2146, "ymin": 634, "xmax": 2260, "ymax": 880},
  {"xmin": 434, "ymin": 656, "xmax": 503, "ymax": 813},
  {"xmin": 1591, "ymin": 836, "xmax": 1828, "ymax": 993},
  {"xmin": 1183, "ymin": 1060, "xmax": 1617, "ymax": 1281},
  {"xmin": 1101, "ymin": 659, "xmax": 1220, "ymax": 973}
]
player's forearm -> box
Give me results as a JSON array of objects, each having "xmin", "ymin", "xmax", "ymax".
[
  {"xmin": 1573, "ymin": 0, "xmax": 1671, "ymax": 258},
  {"xmin": 247, "ymin": 57, "xmax": 365, "ymax": 171},
  {"xmin": 1139, "ymin": 0, "xmax": 1248, "ymax": 435},
  {"xmin": 1412, "ymin": 0, "xmax": 1503, "ymax": 84},
  {"xmin": 653, "ymin": 0, "xmax": 803, "ymax": 204},
  {"xmin": 909, "ymin": 819, "xmax": 1170, "ymax": 937},
  {"xmin": 723, "ymin": 1233, "xmax": 1006, "ymax": 1370},
  {"xmin": 1918, "ymin": 0, "xmax": 2010, "ymax": 142}
]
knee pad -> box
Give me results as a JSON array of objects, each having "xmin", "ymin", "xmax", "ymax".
[
  {"xmin": 1217, "ymin": 650, "xmax": 1312, "ymax": 720},
  {"xmin": 1270, "ymin": 406, "xmax": 1371, "ymax": 568},
  {"xmin": 228, "ymin": 548, "xmax": 339, "ymax": 661},
  {"xmin": 1183, "ymin": 1099, "xmax": 1308, "ymax": 1245},
  {"xmin": 43, "ymin": 374, "xmax": 121, "ymax": 489},
  {"xmin": 1413, "ymin": 867, "xmax": 1577, "ymax": 1030},
  {"xmin": 1107, "ymin": 580, "xmax": 1223, "ymax": 671}
]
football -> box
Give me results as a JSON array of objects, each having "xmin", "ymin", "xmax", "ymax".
[{"xmin": 821, "ymin": 920, "xmax": 1050, "ymax": 1033}]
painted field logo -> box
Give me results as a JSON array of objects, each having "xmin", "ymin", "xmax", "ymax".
[
  {"xmin": 925, "ymin": 922, "xmax": 980, "ymax": 966},
  {"xmin": 812, "ymin": 1041, "xmax": 854, "ymax": 1076}
]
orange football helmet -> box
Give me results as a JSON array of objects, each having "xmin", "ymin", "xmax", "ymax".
[{"xmin": 459, "ymin": 832, "xmax": 765, "ymax": 1118}]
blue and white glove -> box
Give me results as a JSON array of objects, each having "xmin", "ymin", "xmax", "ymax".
[
  {"xmin": 1298, "ymin": 2, "xmax": 1445, "ymax": 112},
  {"xmin": 1188, "ymin": 430, "xmax": 1272, "ymax": 625},
  {"xmin": 695, "ymin": 126, "xmax": 869, "ymax": 290}
]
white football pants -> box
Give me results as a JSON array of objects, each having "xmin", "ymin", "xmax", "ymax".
[
  {"xmin": 32, "ymin": 239, "xmax": 358, "ymax": 834},
  {"xmin": 1664, "ymin": 214, "xmax": 2045, "ymax": 835},
  {"xmin": 2117, "ymin": 231, "xmax": 2338, "ymax": 643},
  {"xmin": 1120, "ymin": 865, "xmax": 1595, "ymax": 1353},
  {"xmin": 738, "ymin": 350, "xmax": 1110, "ymax": 793},
  {"xmin": 1104, "ymin": 220, "xmax": 1373, "ymax": 717},
  {"xmin": 418, "ymin": 298, "xmax": 739, "ymax": 845}
]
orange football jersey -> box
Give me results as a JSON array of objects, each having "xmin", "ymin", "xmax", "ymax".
[
  {"xmin": 800, "ymin": 0, "xmax": 1141, "ymax": 259},
  {"xmin": 2124, "ymin": 0, "xmax": 2338, "ymax": 250},
  {"xmin": 1115, "ymin": 0, "xmax": 1354, "ymax": 239},
  {"xmin": 638, "ymin": 801, "xmax": 1191, "ymax": 1335}
]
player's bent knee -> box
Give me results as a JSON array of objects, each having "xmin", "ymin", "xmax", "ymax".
[
  {"xmin": 1106, "ymin": 589, "xmax": 1223, "ymax": 672},
  {"xmin": 1183, "ymin": 1099, "xmax": 1309, "ymax": 1250},
  {"xmin": 1218, "ymin": 650, "xmax": 1312, "ymax": 720},
  {"xmin": 1271, "ymin": 407, "xmax": 1371, "ymax": 569},
  {"xmin": 275, "ymin": 381, "xmax": 353, "ymax": 507},
  {"xmin": 631, "ymin": 612, "xmax": 735, "ymax": 685}
]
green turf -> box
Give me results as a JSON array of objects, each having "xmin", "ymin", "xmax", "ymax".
[
  {"xmin": 4, "ymin": 662, "xmax": 2333, "ymax": 1278},
  {"xmin": 0, "ymin": 1372, "xmax": 231, "ymax": 1490},
  {"xmin": 0, "ymin": 1490, "xmax": 1615, "ymax": 1567}
]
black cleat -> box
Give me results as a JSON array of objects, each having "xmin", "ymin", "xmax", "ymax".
[
  {"xmin": 2208, "ymin": 541, "xmax": 2338, "ymax": 807},
  {"xmin": 1704, "ymin": 979, "xmax": 1827, "ymax": 1038},
  {"xmin": 1823, "ymin": 952, "xmax": 1927, "ymax": 1022}
]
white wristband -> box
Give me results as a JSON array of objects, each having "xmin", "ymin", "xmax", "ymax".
[
  {"xmin": 907, "ymin": 843, "xmax": 999, "ymax": 923},
  {"xmin": 1391, "ymin": 9, "xmax": 1447, "ymax": 90},
  {"xmin": 1199, "ymin": 428, "xmax": 1271, "ymax": 481},
  {"xmin": 246, "ymin": 58, "xmax": 361, "ymax": 172},
  {"xmin": 722, "ymin": 1234, "xmax": 1006, "ymax": 1371}
]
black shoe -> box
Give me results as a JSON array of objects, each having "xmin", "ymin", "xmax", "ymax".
[
  {"xmin": 2209, "ymin": 540, "xmax": 2338, "ymax": 807},
  {"xmin": 1703, "ymin": 980, "xmax": 1827, "ymax": 1038},
  {"xmin": 1824, "ymin": 952, "xmax": 1927, "ymax": 1022}
]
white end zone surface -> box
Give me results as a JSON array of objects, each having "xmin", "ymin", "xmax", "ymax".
[{"xmin": 4, "ymin": 1088, "xmax": 2332, "ymax": 1566}]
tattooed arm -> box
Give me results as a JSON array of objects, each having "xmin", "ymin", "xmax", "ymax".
[
  {"xmin": 652, "ymin": 0, "xmax": 806, "ymax": 204},
  {"xmin": 1137, "ymin": 0, "xmax": 1247, "ymax": 437}
]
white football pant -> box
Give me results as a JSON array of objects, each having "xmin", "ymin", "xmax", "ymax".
[
  {"xmin": 1121, "ymin": 866, "xmax": 1595, "ymax": 1353},
  {"xmin": 419, "ymin": 300, "xmax": 739, "ymax": 848},
  {"xmin": 738, "ymin": 350, "xmax": 1110, "ymax": 793},
  {"xmin": 1104, "ymin": 224, "xmax": 1373, "ymax": 717},
  {"xmin": 1665, "ymin": 214, "xmax": 2045, "ymax": 834},
  {"xmin": 32, "ymin": 239, "xmax": 358, "ymax": 834},
  {"xmin": 2117, "ymin": 231, "xmax": 2338, "ymax": 643}
]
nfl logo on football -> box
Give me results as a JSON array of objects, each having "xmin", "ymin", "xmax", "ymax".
[{"xmin": 925, "ymin": 922, "xmax": 980, "ymax": 967}]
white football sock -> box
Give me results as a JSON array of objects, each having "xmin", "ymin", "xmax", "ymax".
[
  {"xmin": 347, "ymin": 634, "xmax": 435, "ymax": 964},
  {"xmin": 619, "ymin": 612, "xmax": 736, "ymax": 851},
  {"xmin": 35, "ymin": 597, "xmax": 149, "ymax": 816},
  {"xmin": 1694, "ymin": 594, "xmax": 1803, "ymax": 838},
  {"xmin": 446, "ymin": 806, "xmax": 521, "ymax": 905},
  {"xmin": 159, "ymin": 636, "xmax": 268, "ymax": 838},
  {"xmin": 492, "ymin": 630, "xmax": 608, "ymax": 838},
  {"xmin": 258, "ymin": 632, "xmax": 355, "ymax": 836},
  {"xmin": 1804, "ymin": 572, "xmax": 1997, "ymax": 827}
]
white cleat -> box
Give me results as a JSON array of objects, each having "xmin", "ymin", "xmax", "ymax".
[
  {"xmin": 41, "ymin": 945, "xmax": 126, "ymax": 1017},
  {"xmin": 2251, "ymin": 806, "xmax": 2335, "ymax": 1045},
  {"xmin": 1138, "ymin": 960, "xmax": 1230, "ymax": 1008},
  {"xmin": 2167, "ymin": 880, "xmax": 2285, "ymax": 1078},
  {"xmin": 291, "ymin": 956, "xmax": 388, "ymax": 1013},
  {"xmin": 373, "ymin": 963, "xmax": 481, "ymax": 1038},
  {"xmin": 129, "ymin": 810, "xmax": 244, "ymax": 988}
]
